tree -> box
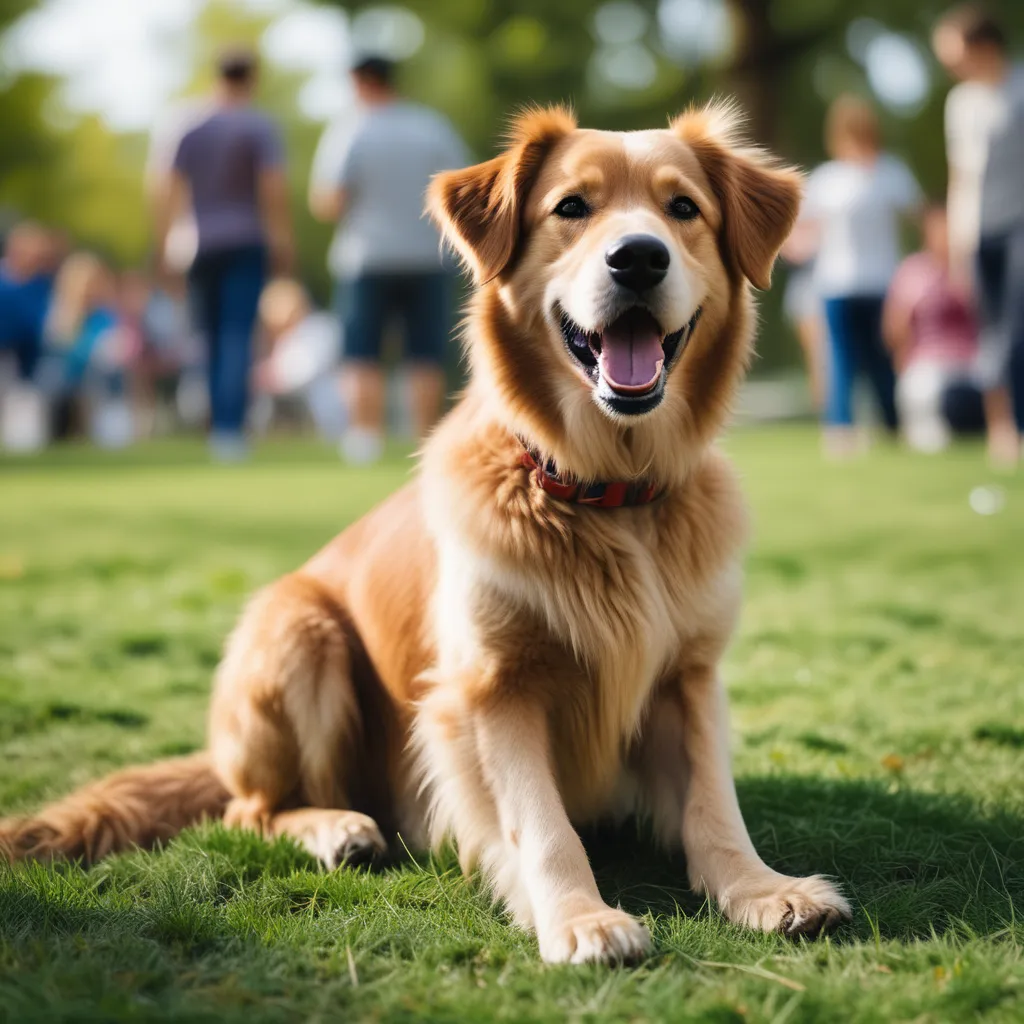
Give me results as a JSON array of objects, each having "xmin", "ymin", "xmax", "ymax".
[{"xmin": 0, "ymin": 1, "xmax": 59, "ymax": 232}]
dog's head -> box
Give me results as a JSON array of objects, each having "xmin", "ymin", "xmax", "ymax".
[{"xmin": 429, "ymin": 103, "xmax": 801, "ymax": 467}]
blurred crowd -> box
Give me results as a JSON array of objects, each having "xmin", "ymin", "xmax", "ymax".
[
  {"xmin": 0, "ymin": 47, "xmax": 465, "ymax": 463},
  {"xmin": 0, "ymin": 219, "xmax": 342, "ymax": 454},
  {"xmin": 0, "ymin": 222, "xmax": 201, "ymax": 450},
  {"xmin": 1, "ymin": 3, "xmax": 1023, "ymax": 466},
  {"xmin": 784, "ymin": 4, "xmax": 1024, "ymax": 464}
]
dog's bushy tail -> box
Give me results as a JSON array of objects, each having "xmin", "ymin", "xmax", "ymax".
[{"xmin": 0, "ymin": 752, "xmax": 230, "ymax": 865}]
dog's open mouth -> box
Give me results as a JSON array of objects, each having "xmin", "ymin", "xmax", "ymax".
[{"xmin": 558, "ymin": 306, "xmax": 698, "ymax": 416}]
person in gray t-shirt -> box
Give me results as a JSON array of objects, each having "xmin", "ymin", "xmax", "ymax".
[
  {"xmin": 310, "ymin": 55, "xmax": 469, "ymax": 465},
  {"xmin": 153, "ymin": 48, "xmax": 295, "ymax": 461}
]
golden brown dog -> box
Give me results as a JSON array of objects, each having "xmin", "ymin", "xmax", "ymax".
[{"xmin": 1, "ymin": 102, "xmax": 851, "ymax": 963}]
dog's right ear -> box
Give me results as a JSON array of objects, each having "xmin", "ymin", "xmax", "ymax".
[{"xmin": 428, "ymin": 106, "xmax": 576, "ymax": 284}]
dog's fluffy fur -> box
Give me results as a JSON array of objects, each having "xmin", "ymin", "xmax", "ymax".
[{"xmin": 1, "ymin": 103, "xmax": 851, "ymax": 963}]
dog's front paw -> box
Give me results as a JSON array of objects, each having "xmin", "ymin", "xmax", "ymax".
[
  {"xmin": 720, "ymin": 873, "xmax": 851, "ymax": 937},
  {"xmin": 538, "ymin": 906, "xmax": 651, "ymax": 964}
]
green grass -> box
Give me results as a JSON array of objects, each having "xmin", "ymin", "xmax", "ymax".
[{"xmin": 1, "ymin": 428, "xmax": 1023, "ymax": 1023}]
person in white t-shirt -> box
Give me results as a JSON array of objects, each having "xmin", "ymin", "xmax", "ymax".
[
  {"xmin": 798, "ymin": 95, "xmax": 922, "ymax": 453},
  {"xmin": 933, "ymin": 4, "xmax": 1024, "ymax": 465}
]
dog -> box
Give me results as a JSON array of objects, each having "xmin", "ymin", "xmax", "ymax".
[{"xmin": 1, "ymin": 102, "xmax": 851, "ymax": 964}]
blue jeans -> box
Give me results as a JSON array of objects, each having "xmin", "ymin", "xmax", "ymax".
[
  {"xmin": 823, "ymin": 295, "xmax": 898, "ymax": 430},
  {"xmin": 188, "ymin": 245, "xmax": 266, "ymax": 434}
]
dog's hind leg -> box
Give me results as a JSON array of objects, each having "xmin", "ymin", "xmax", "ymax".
[{"xmin": 209, "ymin": 572, "xmax": 386, "ymax": 867}]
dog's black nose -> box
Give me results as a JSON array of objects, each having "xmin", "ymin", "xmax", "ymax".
[{"xmin": 605, "ymin": 234, "xmax": 670, "ymax": 293}]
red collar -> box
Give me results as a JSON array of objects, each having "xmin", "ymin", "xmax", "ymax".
[{"xmin": 519, "ymin": 441, "xmax": 664, "ymax": 508}]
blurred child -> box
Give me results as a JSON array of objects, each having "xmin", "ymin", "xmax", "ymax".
[
  {"xmin": 253, "ymin": 278, "xmax": 343, "ymax": 439},
  {"xmin": 883, "ymin": 205, "xmax": 1001, "ymax": 451},
  {"xmin": 0, "ymin": 223, "xmax": 59, "ymax": 451},
  {"xmin": 41, "ymin": 252, "xmax": 133, "ymax": 447},
  {"xmin": 118, "ymin": 269, "xmax": 203, "ymax": 436},
  {"xmin": 799, "ymin": 96, "xmax": 923, "ymax": 455},
  {"xmin": 0, "ymin": 222, "xmax": 56, "ymax": 381}
]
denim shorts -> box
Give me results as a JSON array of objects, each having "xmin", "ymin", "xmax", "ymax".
[{"xmin": 337, "ymin": 270, "xmax": 453, "ymax": 367}]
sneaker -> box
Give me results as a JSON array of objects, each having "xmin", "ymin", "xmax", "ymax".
[
  {"xmin": 340, "ymin": 427, "xmax": 384, "ymax": 466},
  {"xmin": 822, "ymin": 427, "xmax": 867, "ymax": 460},
  {"xmin": 209, "ymin": 431, "xmax": 250, "ymax": 463}
]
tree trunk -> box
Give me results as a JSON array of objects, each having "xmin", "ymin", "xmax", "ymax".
[{"xmin": 729, "ymin": 0, "xmax": 781, "ymax": 146}]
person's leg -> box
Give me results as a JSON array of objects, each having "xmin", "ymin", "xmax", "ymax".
[
  {"xmin": 188, "ymin": 253, "xmax": 223, "ymax": 436},
  {"xmin": 852, "ymin": 294, "xmax": 898, "ymax": 433},
  {"xmin": 341, "ymin": 365, "xmax": 386, "ymax": 433},
  {"xmin": 821, "ymin": 297, "xmax": 859, "ymax": 454},
  {"xmin": 14, "ymin": 331, "xmax": 41, "ymax": 383},
  {"xmin": 1009, "ymin": 342, "xmax": 1024, "ymax": 436},
  {"xmin": 975, "ymin": 235, "xmax": 1019, "ymax": 464},
  {"xmin": 339, "ymin": 274, "xmax": 387, "ymax": 464},
  {"xmin": 1006, "ymin": 225, "xmax": 1024, "ymax": 437},
  {"xmin": 797, "ymin": 313, "xmax": 826, "ymax": 412},
  {"xmin": 401, "ymin": 271, "xmax": 452, "ymax": 437},
  {"xmin": 211, "ymin": 246, "xmax": 266, "ymax": 456}
]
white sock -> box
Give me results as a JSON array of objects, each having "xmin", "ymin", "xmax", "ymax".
[{"xmin": 340, "ymin": 427, "xmax": 384, "ymax": 465}]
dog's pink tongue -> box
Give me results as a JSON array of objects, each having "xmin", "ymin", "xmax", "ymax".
[{"xmin": 598, "ymin": 309, "xmax": 664, "ymax": 393}]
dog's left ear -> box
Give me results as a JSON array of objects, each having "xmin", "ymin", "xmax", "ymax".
[
  {"xmin": 428, "ymin": 105, "xmax": 576, "ymax": 284},
  {"xmin": 672, "ymin": 102, "xmax": 802, "ymax": 290}
]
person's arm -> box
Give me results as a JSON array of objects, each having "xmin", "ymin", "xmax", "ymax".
[
  {"xmin": 152, "ymin": 169, "xmax": 188, "ymax": 279},
  {"xmin": 258, "ymin": 166, "xmax": 296, "ymax": 276},
  {"xmin": 780, "ymin": 168, "xmax": 821, "ymax": 263},
  {"xmin": 308, "ymin": 119, "xmax": 354, "ymax": 224},
  {"xmin": 255, "ymin": 121, "xmax": 295, "ymax": 276},
  {"xmin": 942, "ymin": 87, "xmax": 981, "ymax": 286},
  {"xmin": 309, "ymin": 184, "xmax": 347, "ymax": 224},
  {"xmin": 780, "ymin": 218, "xmax": 819, "ymax": 264}
]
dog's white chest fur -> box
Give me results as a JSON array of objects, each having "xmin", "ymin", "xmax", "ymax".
[{"xmin": 428, "ymin": 517, "xmax": 736, "ymax": 817}]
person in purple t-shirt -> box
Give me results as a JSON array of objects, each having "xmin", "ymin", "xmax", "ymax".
[{"xmin": 153, "ymin": 48, "xmax": 294, "ymax": 461}]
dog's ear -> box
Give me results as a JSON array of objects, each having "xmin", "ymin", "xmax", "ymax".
[
  {"xmin": 428, "ymin": 105, "xmax": 576, "ymax": 284},
  {"xmin": 672, "ymin": 101, "xmax": 802, "ymax": 290}
]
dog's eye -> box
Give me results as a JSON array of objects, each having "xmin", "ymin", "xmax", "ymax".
[
  {"xmin": 553, "ymin": 195, "xmax": 590, "ymax": 220},
  {"xmin": 668, "ymin": 196, "xmax": 700, "ymax": 221}
]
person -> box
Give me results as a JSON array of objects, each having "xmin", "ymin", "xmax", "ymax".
[
  {"xmin": 0, "ymin": 223, "xmax": 61, "ymax": 452},
  {"xmin": 933, "ymin": 4, "xmax": 1024, "ymax": 464},
  {"xmin": 253, "ymin": 278, "xmax": 343, "ymax": 440},
  {"xmin": 0, "ymin": 222, "xmax": 58, "ymax": 382},
  {"xmin": 309, "ymin": 54, "xmax": 469, "ymax": 464},
  {"xmin": 153, "ymin": 47, "xmax": 295, "ymax": 462},
  {"xmin": 39, "ymin": 252, "xmax": 133, "ymax": 447},
  {"xmin": 118, "ymin": 269, "xmax": 189, "ymax": 438},
  {"xmin": 884, "ymin": 205, "xmax": 992, "ymax": 451},
  {"xmin": 799, "ymin": 95, "xmax": 922, "ymax": 455}
]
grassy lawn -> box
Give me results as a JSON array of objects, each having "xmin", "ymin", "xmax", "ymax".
[{"xmin": 1, "ymin": 427, "xmax": 1022, "ymax": 1023}]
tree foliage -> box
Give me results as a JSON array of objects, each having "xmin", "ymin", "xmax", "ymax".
[
  {"xmin": 3, "ymin": 0, "xmax": 1023, "ymax": 369},
  {"xmin": 318, "ymin": 0, "xmax": 1020, "ymax": 368},
  {"xmin": 0, "ymin": 1, "xmax": 58, "ymax": 232}
]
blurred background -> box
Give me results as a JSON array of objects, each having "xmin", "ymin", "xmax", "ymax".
[{"xmin": 0, "ymin": 0, "xmax": 1022, "ymax": 450}]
